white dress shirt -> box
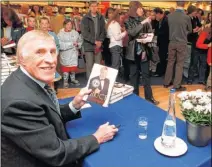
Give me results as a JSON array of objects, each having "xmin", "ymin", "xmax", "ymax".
[{"xmin": 107, "ymin": 21, "xmax": 127, "ymax": 48}]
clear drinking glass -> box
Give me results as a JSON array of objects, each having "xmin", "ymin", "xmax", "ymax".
[{"xmin": 138, "ymin": 117, "xmax": 148, "ymax": 139}]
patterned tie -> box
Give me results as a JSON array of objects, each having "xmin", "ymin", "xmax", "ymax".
[{"xmin": 44, "ymin": 84, "xmax": 61, "ymax": 115}]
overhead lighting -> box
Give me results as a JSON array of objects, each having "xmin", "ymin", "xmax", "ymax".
[
  {"xmin": 199, "ymin": 4, "xmax": 203, "ymax": 9},
  {"xmin": 206, "ymin": 5, "xmax": 210, "ymax": 11}
]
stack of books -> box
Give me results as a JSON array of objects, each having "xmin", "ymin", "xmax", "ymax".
[
  {"xmin": 1, "ymin": 54, "xmax": 18, "ymax": 85},
  {"xmin": 109, "ymin": 82, "xmax": 134, "ymax": 104}
]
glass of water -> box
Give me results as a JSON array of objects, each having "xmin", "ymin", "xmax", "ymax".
[{"xmin": 137, "ymin": 117, "xmax": 148, "ymax": 139}]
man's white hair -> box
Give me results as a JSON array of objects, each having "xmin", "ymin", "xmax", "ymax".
[{"xmin": 17, "ymin": 30, "xmax": 55, "ymax": 62}]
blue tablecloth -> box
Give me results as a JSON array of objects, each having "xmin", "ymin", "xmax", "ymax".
[{"xmin": 59, "ymin": 94, "xmax": 211, "ymax": 167}]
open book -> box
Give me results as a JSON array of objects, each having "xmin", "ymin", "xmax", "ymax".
[
  {"xmin": 136, "ymin": 33, "xmax": 154, "ymax": 43},
  {"xmin": 83, "ymin": 64, "xmax": 118, "ymax": 107}
]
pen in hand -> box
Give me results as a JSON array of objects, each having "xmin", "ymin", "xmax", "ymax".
[{"xmin": 115, "ymin": 124, "xmax": 121, "ymax": 128}]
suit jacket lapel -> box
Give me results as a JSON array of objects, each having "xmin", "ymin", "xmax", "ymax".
[
  {"xmin": 97, "ymin": 77, "xmax": 102, "ymax": 90},
  {"xmin": 14, "ymin": 68, "xmax": 62, "ymax": 119}
]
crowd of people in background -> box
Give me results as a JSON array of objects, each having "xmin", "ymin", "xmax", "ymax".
[{"xmin": 1, "ymin": 1, "xmax": 212, "ymax": 105}]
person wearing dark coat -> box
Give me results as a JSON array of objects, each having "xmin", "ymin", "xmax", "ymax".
[
  {"xmin": 187, "ymin": 5, "xmax": 203, "ymax": 84},
  {"xmin": 124, "ymin": 1, "xmax": 159, "ymax": 105},
  {"xmin": 154, "ymin": 7, "xmax": 169, "ymax": 76},
  {"xmin": 81, "ymin": 2, "xmax": 106, "ymax": 79}
]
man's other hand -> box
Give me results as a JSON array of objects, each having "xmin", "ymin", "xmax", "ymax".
[{"xmin": 93, "ymin": 122, "xmax": 119, "ymax": 144}]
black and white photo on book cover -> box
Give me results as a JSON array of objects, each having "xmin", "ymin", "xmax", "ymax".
[{"xmin": 83, "ymin": 63, "xmax": 118, "ymax": 107}]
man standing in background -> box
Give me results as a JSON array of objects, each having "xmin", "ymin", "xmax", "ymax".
[
  {"xmin": 169, "ymin": 7, "xmax": 175, "ymax": 14},
  {"xmin": 164, "ymin": 1, "xmax": 192, "ymax": 91},
  {"xmin": 187, "ymin": 5, "xmax": 203, "ymax": 84},
  {"xmin": 153, "ymin": 7, "xmax": 169, "ymax": 77},
  {"xmin": 40, "ymin": 17, "xmax": 60, "ymax": 53},
  {"xmin": 81, "ymin": 1, "xmax": 106, "ymax": 79}
]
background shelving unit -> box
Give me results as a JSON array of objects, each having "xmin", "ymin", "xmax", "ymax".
[{"xmin": 1, "ymin": 1, "xmax": 211, "ymax": 15}]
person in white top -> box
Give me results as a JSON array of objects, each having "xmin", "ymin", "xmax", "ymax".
[
  {"xmin": 102, "ymin": 7, "xmax": 115, "ymax": 67},
  {"xmin": 106, "ymin": 10, "xmax": 127, "ymax": 69}
]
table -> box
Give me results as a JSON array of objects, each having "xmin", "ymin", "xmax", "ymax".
[{"xmin": 59, "ymin": 94, "xmax": 211, "ymax": 167}]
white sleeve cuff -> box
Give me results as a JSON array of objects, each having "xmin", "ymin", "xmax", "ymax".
[{"xmin": 69, "ymin": 101, "xmax": 80, "ymax": 114}]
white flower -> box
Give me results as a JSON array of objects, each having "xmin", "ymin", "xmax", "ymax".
[
  {"xmin": 206, "ymin": 92, "xmax": 212, "ymax": 98},
  {"xmin": 205, "ymin": 104, "xmax": 211, "ymax": 114},
  {"xmin": 198, "ymin": 98, "xmax": 205, "ymax": 105},
  {"xmin": 201, "ymin": 97, "xmax": 211, "ymax": 105},
  {"xmin": 191, "ymin": 98, "xmax": 197, "ymax": 104},
  {"xmin": 196, "ymin": 89, "xmax": 202, "ymax": 93},
  {"xmin": 182, "ymin": 100, "xmax": 194, "ymax": 110},
  {"xmin": 194, "ymin": 105, "xmax": 205, "ymax": 113},
  {"xmin": 178, "ymin": 91, "xmax": 189, "ymax": 101},
  {"xmin": 179, "ymin": 90, "xmax": 211, "ymax": 116},
  {"xmin": 204, "ymin": 110, "xmax": 209, "ymax": 114},
  {"xmin": 189, "ymin": 90, "xmax": 203, "ymax": 99}
]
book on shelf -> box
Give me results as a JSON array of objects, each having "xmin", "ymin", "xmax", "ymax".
[
  {"xmin": 1, "ymin": 67, "xmax": 17, "ymax": 72},
  {"xmin": 1, "ymin": 72, "xmax": 10, "ymax": 76},
  {"xmin": 1, "ymin": 53, "xmax": 18, "ymax": 84}
]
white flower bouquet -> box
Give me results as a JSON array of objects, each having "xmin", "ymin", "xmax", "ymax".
[{"xmin": 178, "ymin": 89, "xmax": 212, "ymax": 126}]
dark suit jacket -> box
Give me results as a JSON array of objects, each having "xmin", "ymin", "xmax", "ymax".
[
  {"xmin": 157, "ymin": 16, "xmax": 169, "ymax": 49},
  {"xmin": 88, "ymin": 76, "xmax": 110, "ymax": 96},
  {"xmin": 1, "ymin": 68, "xmax": 99, "ymax": 167}
]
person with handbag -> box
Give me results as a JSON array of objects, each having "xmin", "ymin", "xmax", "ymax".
[{"xmin": 124, "ymin": 1, "xmax": 159, "ymax": 105}]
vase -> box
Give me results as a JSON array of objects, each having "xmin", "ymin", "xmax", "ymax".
[{"xmin": 186, "ymin": 121, "xmax": 211, "ymax": 147}]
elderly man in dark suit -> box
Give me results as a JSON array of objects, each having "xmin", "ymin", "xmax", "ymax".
[{"xmin": 1, "ymin": 30, "xmax": 118, "ymax": 167}]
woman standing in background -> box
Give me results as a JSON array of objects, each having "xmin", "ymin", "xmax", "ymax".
[
  {"xmin": 124, "ymin": 1, "xmax": 159, "ymax": 105},
  {"xmin": 196, "ymin": 24, "xmax": 211, "ymax": 91},
  {"xmin": 29, "ymin": 5, "xmax": 42, "ymax": 17},
  {"xmin": 120, "ymin": 12, "xmax": 129, "ymax": 81},
  {"xmin": 58, "ymin": 20, "xmax": 83, "ymax": 88},
  {"xmin": 106, "ymin": 9, "xmax": 127, "ymax": 70},
  {"xmin": 29, "ymin": 5, "xmax": 42, "ymax": 28},
  {"xmin": 205, "ymin": 13, "xmax": 211, "ymax": 25},
  {"xmin": 102, "ymin": 7, "xmax": 115, "ymax": 67}
]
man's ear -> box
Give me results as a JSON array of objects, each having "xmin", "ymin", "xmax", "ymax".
[{"xmin": 18, "ymin": 55, "xmax": 25, "ymax": 66}]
